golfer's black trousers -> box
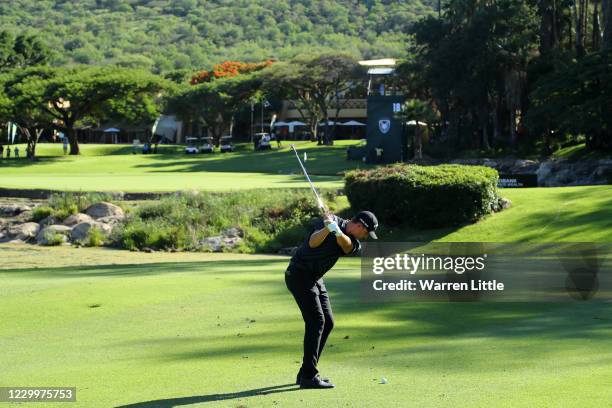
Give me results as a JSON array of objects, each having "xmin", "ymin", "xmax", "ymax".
[{"xmin": 285, "ymin": 269, "xmax": 335, "ymax": 379}]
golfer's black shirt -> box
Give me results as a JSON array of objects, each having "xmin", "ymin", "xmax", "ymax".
[{"xmin": 288, "ymin": 215, "xmax": 361, "ymax": 282}]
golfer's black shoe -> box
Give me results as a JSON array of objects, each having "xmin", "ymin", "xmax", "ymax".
[
  {"xmin": 299, "ymin": 375, "xmax": 335, "ymax": 389},
  {"xmin": 296, "ymin": 373, "xmax": 331, "ymax": 385}
]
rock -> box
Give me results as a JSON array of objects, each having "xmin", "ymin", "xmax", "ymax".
[
  {"xmin": 278, "ymin": 247, "xmax": 298, "ymax": 256},
  {"xmin": 499, "ymin": 197, "xmax": 512, "ymax": 210},
  {"xmin": 7, "ymin": 239, "xmax": 26, "ymax": 244},
  {"xmin": 71, "ymin": 221, "xmax": 111, "ymax": 242},
  {"xmin": 96, "ymin": 215, "xmax": 123, "ymax": 224},
  {"xmin": 85, "ymin": 202, "xmax": 124, "ymax": 220},
  {"xmin": 39, "ymin": 215, "xmax": 58, "ymax": 227},
  {"xmin": 36, "ymin": 225, "xmax": 72, "ymax": 245},
  {"xmin": 222, "ymin": 236, "xmax": 243, "ymax": 248},
  {"xmin": 223, "ymin": 227, "xmax": 243, "ymax": 238},
  {"xmin": 63, "ymin": 213, "xmax": 94, "ymax": 227},
  {"xmin": 0, "ymin": 203, "xmax": 32, "ymax": 216},
  {"xmin": 8, "ymin": 222, "xmax": 40, "ymax": 241},
  {"xmin": 200, "ymin": 236, "xmax": 223, "ymax": 252}
]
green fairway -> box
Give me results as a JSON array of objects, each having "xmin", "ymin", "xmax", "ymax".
[
  {"xmin": 1, "ymin": 245, "xmax": 611, "ymax": 407},
  {"xmin": 0, "ymin": 141, "xmax": 367, "ymax": 192}
]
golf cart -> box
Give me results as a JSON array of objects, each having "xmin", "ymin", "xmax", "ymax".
[
  {"xmin": 200, "ymin": 136, "xmax": 214, "ymax": 153},
  {"xmin": 219, "ymin": 135, "xmax": 234, "ymax": 153},
  {"xmin": 185, "ymin": 137, "xmax": 200, "ymax": 154},
  {"xmin": 255, "ymin": 132, "xmax": 272, "ymax": 151}
]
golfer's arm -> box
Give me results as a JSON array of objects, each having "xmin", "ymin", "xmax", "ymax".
[
  {"xmin": 336, "ymin": 233, "xmax": 353, "ymax": 254},
  {"xmin": 308, "ymin": 228, "xmax": 330, "ymax": 248}
]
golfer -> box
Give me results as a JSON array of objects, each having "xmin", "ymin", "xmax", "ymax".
[{"xmin": 285, "ymin": 210, "xmax": 378, "ymax": 389}]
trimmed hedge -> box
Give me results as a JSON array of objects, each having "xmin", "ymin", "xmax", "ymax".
[{"xmin": 345, "ymin": 164, "xmax": 500, "ymax": 228}]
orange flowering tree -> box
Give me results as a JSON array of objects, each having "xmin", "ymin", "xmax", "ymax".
[{"xmin": 190, "ymin": 60, "xmax": 273, "ymax": 85}]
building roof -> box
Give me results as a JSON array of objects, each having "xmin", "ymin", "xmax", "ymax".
[{"xmin": 358, "ymin": 58, "xmax": 397, "ymax": 67}]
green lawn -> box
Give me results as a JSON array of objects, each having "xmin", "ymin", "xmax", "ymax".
[
  {"xmin": 0, "ymin": 141, "xmax": 368, "ymax": 192},
  {"xmin": 1, "ymin": 245, "xmax": 611, "ymax": 407},
  {"xmin": 1, "ymin": 185, "xmax": 611, "ymax": 406},
  {"xmin": 377, "ymin": 185, "xmax": 612, "ymax": 243}
]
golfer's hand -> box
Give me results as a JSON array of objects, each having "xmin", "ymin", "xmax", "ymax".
[
  {"xmin": 323, "ymin": 214, "xmax": 334, "ymax": 226},
  {"xmin": 326, "ymin": 221, "xmax": 341, "ymax": 236}
]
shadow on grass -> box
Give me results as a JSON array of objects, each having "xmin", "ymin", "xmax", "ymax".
[
  {"xmin": 114, "ymin": 383, "xmax": 299, "ymax": 408},
  {"xmin": 0, "ymin": 258, "xmax": 289, "ymax": 278},
  {"xmin": 131, "ymin": 144, "xmax": 370, "ymax": 176}
]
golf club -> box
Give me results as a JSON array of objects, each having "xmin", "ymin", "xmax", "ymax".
[{"xmin": 290, "ymin": 144, "xmax": 330, "ymax": 217}]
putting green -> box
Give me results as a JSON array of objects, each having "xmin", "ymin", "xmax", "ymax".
[{"xmin": 2, "ymin": 245, "xmax": 612, "ymax": 407}]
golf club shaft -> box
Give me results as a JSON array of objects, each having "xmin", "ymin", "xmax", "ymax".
[{"xmin": 290, "ymin": 144, "xmax": 329, "ymax": 216}]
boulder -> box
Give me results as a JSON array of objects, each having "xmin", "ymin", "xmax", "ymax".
[
  {"xmin": 71, "ymin": 221, "xmax": 112, "ymax": 242},
  {"xmin": 0, "ymin": 203, "xmax": 32, "ymax": 216},
  {"xmin": 39, "ymin": 215, "xmax": 58, "ymax": 227},
  {"xmin": 8, "ymin": 222, "xmax": 40, "ymax": 241},
  {"xmin": 222, "ymin": 236, "xmax": 243, "ymax": 248},
  {"xmin": 63, "ymin": 213, "xmax": 94, "ymax": 227},
  {"xmin": 96, "ymin": 215, "xmax": 124, "ymax": 225},
  {"xmin": 36, "ymin": 225, "xmax": 72, "ymax": 245},
  {"xmin": 499, "ymin": 197, "xmax": 512, "ymax": 210},
  {"xmin": 200, "ymin": 236, "xmax": 223, "ymax": 252},
  {"xmin": 223, "ymin": 227, "xmax": 243, "ymax": 238},
  {"xmin": 85, "ymin": 202, "xmax": 124, "ymax": 220}
]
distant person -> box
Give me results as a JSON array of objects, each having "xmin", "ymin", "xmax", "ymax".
[
  {"xmin": 63, "ymin": 138, "xmax": 68, "ymax": 155},
  {"xmin": 6, "ymin": 146, "xmax": 11, "ymax": 158},
  {"xmin": 0, "ymin": 145, "xmax": 3, "ymax": 158},
  {"xmin": 153, "ymin": 143, "xmax": 158, "ymax": 154},
  {"xmin": 14, "ymin": 146, "xmax": 19, "ymax": 158}
]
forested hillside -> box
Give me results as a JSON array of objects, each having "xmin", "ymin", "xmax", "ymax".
[{"xmin": 0, "ymin": 0, "xmax": 436, "ymax": 72}]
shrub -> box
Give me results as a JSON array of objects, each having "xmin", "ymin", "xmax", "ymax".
[
  {"xmin": 344, "ymin": 164, "xmax": 500, "ymax": 228},
  {"xmin": 53, "ymin": 203, "xmax": 78, "ymax": 221},
  {"xmin": 31, "ymin": 206, "xmax": 54, "ymax": 222},
  {"xmin": 112, "ymin": 189, "xmax": 326, "ymax": 252},
  {"xmin": 41, "ymin": 231, "xmax": 66, "ymax": 246},
  {"xmin": 85, "ymin": 227, "xmax": 105, "ymax": 247}
]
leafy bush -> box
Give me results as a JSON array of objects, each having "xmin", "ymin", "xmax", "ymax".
[
  {"xmin": 112, "ymin": 189, "xmax": 325, "ymax": 252},
  {"xmin": 53, "ymin": 203, "xmax": 78, "ymax": 222},
  {"xmin": 40, "ymin": 231, "xmax": 66, "ymax": 246},
  {"xmin": 85, "ymin": 227, "xmax": 105, "ymax": 247},
  {"xmin": 344, "ymin": 164, "xmax": 500, "ymax": 228},
  {"xmin": 31, "ymin": 206, "xmax": 54, "ymax": 222}
]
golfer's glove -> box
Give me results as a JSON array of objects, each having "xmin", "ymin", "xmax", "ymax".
[{"xmin": 326, "ymin": 221, "xmax": 342, "ymax": 236}]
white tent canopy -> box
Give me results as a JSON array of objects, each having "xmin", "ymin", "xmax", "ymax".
[
  {"xmin": 103, "ymin": 127, "xmax": 120, "ymax": 133},
  {"xmin": 273, "ymin": 121, "xmax": 289, "ymax": 127},
  {"xmin": 341, "ymin": 120, "xmax": 366, "ymax": 126},
  {"xmin": 287, "ymin": 120, "xmax": 306, "ymax": 126},
  {"xmin": 317, "ymin": 121, "xmax": 336, "ymax": 126}
]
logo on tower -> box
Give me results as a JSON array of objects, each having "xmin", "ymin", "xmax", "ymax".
[{"xmin": 378, "ymin": 118, "xmax": 391, "ymax": 134}]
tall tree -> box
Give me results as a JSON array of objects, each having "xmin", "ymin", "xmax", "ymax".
[
  {"xmin": 168, "ymin": 74, "xmax": 262, "ymax": 145},
  {"xmin": 262, "ymin": 53, "xmax": 364, "ymax": 145},
  {"xmin": 41, "ymin": 67, "xmax": 168, "ymax": 155},
  {"xmin": 0, "ymin": 68, "xmax": 56, "ymax": 159}
]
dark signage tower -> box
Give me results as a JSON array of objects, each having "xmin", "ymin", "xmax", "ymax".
[{"xmin": 362, "ymin": 61, "xmax": 406, "ymax": 163}]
